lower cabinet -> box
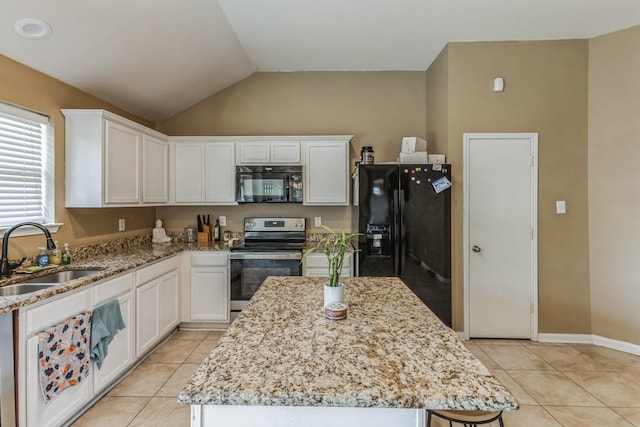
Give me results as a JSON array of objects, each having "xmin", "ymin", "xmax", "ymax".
[
  {"xmin": 187, "ymin": 252, "xmax": 230, "ymax": 323},
  {"xmin": 18, "ymin": 255, "xmax": 180, "ymax": 427},
  {"xmin": 303, "ymin": 252, "xmax": 354, "ymax": 278},
  {"xmin": 92, "ymin": 272, "xmax": 135, "ymax": 393},
  {"xmin": 21, "ymin": 289, "xmax": 94, "ymax": 427},
  {"xmin": 136, "ymin": 256, "xmax": 180, "ymax": 357}
]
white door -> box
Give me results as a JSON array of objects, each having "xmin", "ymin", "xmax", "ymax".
[
  {"xmin": 464, "ymin": 133, "xmax": 538, "ymax": 339},
  {"xmin": 142, "ymin": 134, "xmax": 169, "ymax": 204}
]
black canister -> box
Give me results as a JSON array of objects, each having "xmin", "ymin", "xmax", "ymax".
[{"xmin": 360, "ymin": 146, "xmax": 374, "ymax": 164}]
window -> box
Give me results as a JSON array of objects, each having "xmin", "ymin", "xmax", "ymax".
[{"xmin": 0, "ymin": 101, "xmax": 59, "ymax": 235}]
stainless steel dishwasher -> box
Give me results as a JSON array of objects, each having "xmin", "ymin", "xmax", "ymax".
[{"xmin": 0, "ymin": 312, "xmax": 16, "ymax": 427}]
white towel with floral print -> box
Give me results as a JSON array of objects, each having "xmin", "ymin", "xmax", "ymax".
[{"xmin": 37, "ymin": 310, "xmax": 92, "ymax": 402}]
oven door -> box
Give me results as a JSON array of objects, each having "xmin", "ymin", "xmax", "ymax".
[{"xmin": 230, "ymin": 252, "xmax": 302, "ymax": 311}]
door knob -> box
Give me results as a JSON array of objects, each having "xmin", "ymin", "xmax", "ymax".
[{"xmin": 472, "ymin": 245, "xmax": 481, "ymax": 253}]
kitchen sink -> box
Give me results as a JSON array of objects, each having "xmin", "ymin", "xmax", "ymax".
[
  {"xmin": 0, "ymin": 283, "xmax": 58, "ymax": 297},
  {"xmin": 19, "ymin": 269, "xmax": 103, "ymax": 284}
]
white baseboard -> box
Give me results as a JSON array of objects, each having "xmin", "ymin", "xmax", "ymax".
[
  {"xmin": 537, "ymin": 333, "xmax": 593, "ymax": 344},
  {"xmin": 592, "ymin": 335, "xmax": 640, "ymax": 356},
  {"xmin": 537, "ymin": 333, "xmax": 640, "ymax": 356}
]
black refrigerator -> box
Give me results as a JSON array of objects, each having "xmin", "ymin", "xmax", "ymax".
[{"xmin": 357, "ymin": 164, "xmax": 452, "ymax": 326}]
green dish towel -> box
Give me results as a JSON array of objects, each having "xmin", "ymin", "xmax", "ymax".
[{"xmin": 91, "ymin": 299, "xmax": 125, "ymax": 369}]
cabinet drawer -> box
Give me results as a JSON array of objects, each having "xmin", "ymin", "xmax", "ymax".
[
  {"xmin": 190, "ymin": 252, "xmax": 228, "ymax": 267},
  {"xmin": 94, "ymin": 272, "xmax": 134, "ymax": 305},
  {"xmin": 136, "ymin": 256, "xmax": 179, "ymax": 286},
  {"xmin": 25, "ymin": 289, "xmax": 92, "ymax": 336}
]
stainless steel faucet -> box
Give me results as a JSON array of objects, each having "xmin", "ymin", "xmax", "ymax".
[{"xmin": 1, "ymin": 222, "xmax": 56, "ymax": 278}]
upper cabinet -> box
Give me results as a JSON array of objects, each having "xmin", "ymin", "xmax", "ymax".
[
  {"xmin": 236, "ymin": 141, "xmax": 300, "ymax": 164},
  {"xmin": 170, "ymin": 137, "xmax": 236, "ymax": 205},
  {"xmin": 62, "ymin": 110, "xmax": 169, "ymax": 207},
  {"xmin": 303, "ymin": 137, "xmax": 352, "ymax": 206}
]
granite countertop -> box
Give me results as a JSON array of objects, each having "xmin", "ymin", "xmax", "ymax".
[
  {"xmin": 0, "ymin": 240, "xmax": 231, "ymax": 315},
  {"xmin": 178, "ymin": 276, "xmax": 519, "ymax": 411}
]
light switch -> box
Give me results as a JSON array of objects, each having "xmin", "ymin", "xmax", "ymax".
[
  {"xmin": 219, "ymin": 216, "xmax": 227, "ymax": 226},
  {"xmin": 314, "ymin": 217, "xmax": 322, "ymax": 227},
  {"xmin": 556, "ymin": 200, "xmax": 566, "ymax": 214}
]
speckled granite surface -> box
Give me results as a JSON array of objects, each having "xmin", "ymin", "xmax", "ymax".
[
  {"xmin": 178, "ymin": 276, "xmax": 519, "ymax": 411},
  {"xmin": 0, "ymin": 240, "xmax": 231, "ymax": 315}
]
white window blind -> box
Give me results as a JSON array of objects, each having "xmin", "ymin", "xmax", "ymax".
[{"xmin": 0, "ymin": 103, "xmax": 52, "ymax": 228}]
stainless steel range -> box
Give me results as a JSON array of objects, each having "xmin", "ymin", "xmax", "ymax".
[{"xmin": 230, "ymin": 217, "xmax": 306, "ymax": 314}]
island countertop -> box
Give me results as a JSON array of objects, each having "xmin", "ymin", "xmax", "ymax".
[{"xmin": 179, "ymin": 276, "xmax": 518, "ymax": 412}]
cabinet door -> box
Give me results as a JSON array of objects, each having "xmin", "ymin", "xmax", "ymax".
[
  {"xmin": 237, "ymin": 142, "xmax": 270, "ymax": 163},
  {"xmin": 271, "ymin": 142, "xmax": 300, "ymax": 163},
  {"xmin": 190, "ymin": 267, "xmax": 229, "ymax": 322},
  {"xmin": 26, "ymin": 336, "xmax": 92, "ymax": 427},
  {"xmin": 104, "ymin": 120, "xmax": 141, "ymax": 204},
  {"xmin": 142, "ymin": 134, "xmax": 169, "ymax": 204},
  {"xmin": 175, "ymin": 142, "xmax": 206, "ymax": 203},
  {"xmin": 205, "ymin": 143, "xmax": 236, "ymax": 203},
  {"xmin": 303, "ymin": 141, "xmax": 349, "ymax": 205},
  {"xmin": 136, "ymin": 280, "xmax": 160, "ymax": 357},
  {"xmin": 159, "ymin": 270, "xmax": 179, "ymax": 335},
  {"xmin": 303, "ymin": 253, "xmax": 353, "ymax": 277},
  {"xmin": 93, "ymin": 292, "xmax": 134, "ymax": 393}
]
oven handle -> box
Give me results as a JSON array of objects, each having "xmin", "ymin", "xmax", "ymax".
[{"xmin": 230, "ymin": 252, "xmax": 302, "ymax": 260}]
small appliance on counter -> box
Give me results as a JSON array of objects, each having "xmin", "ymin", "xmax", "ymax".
[{"xmin": 183, "ymin": 226, "xmax": 197, "ymax": 243}]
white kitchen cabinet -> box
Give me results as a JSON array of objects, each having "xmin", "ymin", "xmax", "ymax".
[
  {"xmin": 236, "ymin": 141, "xmax": 300, "ymax": 164},
  {"xmin": 142, "ymin": 134, "xmax": 169, "ymax": 203},
  {"xmin": 303, "ymin": 252, "xmax": 353, "ymax": 278},
  {"xmin": 104, "ymin": 120, "xmax": 141, "ymax": 204},
  {"xmin": 188, "ymin": 252, "xmax": 230, "ymax": 323},
  {"xmin": 174, "ymin": 142, "xmax": 206, "ymax": 203},
  {"xmin": 171, "ymin": 138, "xmax": 236, "ymax": 205},
  {"xmin": 205, "ymin": 143, "xmax": 236, "ymax": 203},
  {"xmin": 20, "ymin": 288, "xmax": 93, "ymax": 427},
  {"xmin": 303, "ymin": 138, "xmax": 351, "ymax": 205},
  {"xmin": 92, "ymin": 272, "xmax": 135, "ymax": 393},
  {"xmin": 62, "ymin": 109, "xmax": 169, "ymax": 207},
  {"xmin": 135, "ymin": 256, "xmax": 180, "ymax": 357}
]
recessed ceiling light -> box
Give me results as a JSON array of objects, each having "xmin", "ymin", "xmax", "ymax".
[{"xmin": 14, "ymin": 18, "xmax": 52, "ymax": 40}]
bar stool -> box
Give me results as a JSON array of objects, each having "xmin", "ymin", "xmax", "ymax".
[{"xmin": 426, "ymin": 410, "xmax": 504, "ymax": 427}]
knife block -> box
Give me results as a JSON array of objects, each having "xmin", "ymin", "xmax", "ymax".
[{"xmin": 198, "ymin": 225, "xmax": 211, "ymax": 244}]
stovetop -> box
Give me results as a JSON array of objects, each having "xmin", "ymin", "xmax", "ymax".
[{"xmin": 231, "ymin": 217, "xmax": 306, "ymax": 253}]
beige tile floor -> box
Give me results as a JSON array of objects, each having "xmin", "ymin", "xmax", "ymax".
[{"xmin": 72, "ymin": 333, "xmax": 640, "ymax": 426}]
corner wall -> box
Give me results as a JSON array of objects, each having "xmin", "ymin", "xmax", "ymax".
[
  {"xmin": 588, "ymin": 26, "xmax": 640, "ymax": 345},
  {"xmin": 157, "ymin": 71, "xmax": 427, "ymax": 233},
  {"xmin": 428, "ymin": 40, "xmax": 591, "ymax": 333},
  {"xmin": 0, "ymin": 54, "xmax": 156, "ymax": 257}
]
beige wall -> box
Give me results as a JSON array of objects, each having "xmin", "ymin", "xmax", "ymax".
[
  {"xmin": 427, "ymin": 40, "xmax": 591, "ymax": 333},
  {"xmin": 0, "ymin": 55, "xmax": 156, "ymax": 258},
  {"xmin": 588, "ymin": 26, "xmax": 640, "ymax": 345},
  {"xmin": 425, "ymin": 46, "xmax": 449, "ymax": 157},
  {"xmin": 157, "ymin": 71, "xmax": 427, "ymax": 233}
]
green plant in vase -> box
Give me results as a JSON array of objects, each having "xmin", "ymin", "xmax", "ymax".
[{"xmin": 303, "ymin": 225, "xmax": 359, "ymax": 287}]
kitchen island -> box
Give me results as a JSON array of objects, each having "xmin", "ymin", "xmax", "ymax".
[{"xmin": 179, "ymin": 277, "xmax": 518, "ymax": 427}]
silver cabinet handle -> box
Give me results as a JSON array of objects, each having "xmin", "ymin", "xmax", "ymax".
[{"xmin": 472, "ymin": 245, "xmax": 481, "ymax": 253}]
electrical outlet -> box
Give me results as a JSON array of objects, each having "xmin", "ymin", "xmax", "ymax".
[
  {"xmin": 118, "ymin": 218, "xmax": 125, "ymax": 231},
  {"xmin": 219, "ymin": 216, "xmax": 227, "ymax": 227},
  {"xmin": 314, "ymin": 217, "xmax": 322, "ymax": 227}
]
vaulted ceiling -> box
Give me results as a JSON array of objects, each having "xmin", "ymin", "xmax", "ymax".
[{"xmin": 1, "ymin": 0, "xmax": 639, "ymax": 121}]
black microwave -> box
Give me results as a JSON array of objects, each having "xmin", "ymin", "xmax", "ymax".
[{"xmin": 236, "ymin": 165, "xmax": 303, "ymax": 203}]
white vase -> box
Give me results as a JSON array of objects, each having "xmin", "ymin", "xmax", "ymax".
[{"xmin": 324, "ymin": 282, "xmax": 344, "ymax": 307}]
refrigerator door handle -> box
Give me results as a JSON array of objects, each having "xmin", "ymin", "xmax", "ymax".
[
  {"xmin": 398, "ymin": 189, "xmax": 406, "ymax": 277},
  {"xmin": 393, "ymin": 189, "xmax": 400, "ymax": 276}
]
